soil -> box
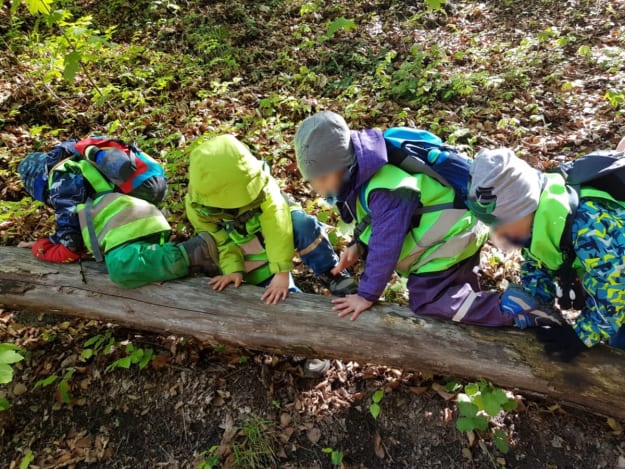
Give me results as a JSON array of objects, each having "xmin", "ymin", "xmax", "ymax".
[{"xmin": 1, "ymin": 312, "xmax": 624, "ymax": 469}]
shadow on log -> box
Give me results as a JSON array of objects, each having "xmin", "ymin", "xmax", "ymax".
[{"xmin": 1, "ymin": 247, "xmax": 624, "ymax": 418}]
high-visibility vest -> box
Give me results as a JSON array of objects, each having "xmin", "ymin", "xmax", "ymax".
[
  {"xmin": 355, "ymin": 164, "xmax": 487, "ymax": 276},
  {"xmin": 77, "ymin": 193, "xmax": 171, "ymax": 260},
  {"xmin": 526, "ymin": 172, "xmax": 625, "ymax": 271}
]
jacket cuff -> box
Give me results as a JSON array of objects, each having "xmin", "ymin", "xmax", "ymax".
[
  {"xmin": 222, "ymin": 262, "xmax": 245, "ymax": 276},
  {"xmin": 269, "ymin": 260, "xmax": 294, "ymax": 274},
  {"xmin": 358, "ymin": 288, "xmax": 380, "ymax": 302}
]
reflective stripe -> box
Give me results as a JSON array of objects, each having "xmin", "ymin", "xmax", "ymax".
[
  {"xmin": 77, "ymin": 193, "xmax": 170, "ymax": 255},
  {"xmin": 298, "ymin": 234, "xmax": 324, "ymax": 257},
  {"xmin": 452, "ymin": 290, "xmax": 478, "ymax": 322},
  {"xmin": 356, "ymin": 164, "xmax": 486, "ymax": 275},
  {"xmin": 84, "ymin": 198, "xmax": 104, "ymax": 262}
]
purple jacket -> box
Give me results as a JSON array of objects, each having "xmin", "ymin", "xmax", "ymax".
[{"xmin": 338, "ymin": 130, "xmax": 421, "ymax": 302}]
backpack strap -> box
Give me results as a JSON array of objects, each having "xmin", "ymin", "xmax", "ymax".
[
  {"xmin": 84, "ymin": 198, "xmax": 104, "ymax": 263},
  {"xmin": 220, "ymin": 208, "xmax": 262, "ymax": 236},
  {"xmin": 555, "ymin": 184, "xmax": 585, "ymax": 310}
]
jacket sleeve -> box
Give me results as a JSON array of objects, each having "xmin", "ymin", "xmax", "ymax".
[
  {"xmin": 571, "ymin": 200, "xmax": 625, "ymax": 347},
  {"xmin": 184, "ymin": 195, "xmax": 245, "ymax": 275},
  {"xmin": 258, "ymin": 180, "xmax": 295, "ymax": 274},
  {"xmin": 519, "ymin": 257, "xmax": 557, "ymax": 304},
  {"xmin": 48, "ymin": 171, "xmax": 88, "ymax": 249},
  {"xmin": 359, "ymin": 188, "xmax": 421, "ymax": 302}
]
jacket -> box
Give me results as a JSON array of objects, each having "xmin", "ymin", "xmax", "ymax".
[{"xmin": 185, "ymin": 135, "xmax": 295, "ymax": 283}]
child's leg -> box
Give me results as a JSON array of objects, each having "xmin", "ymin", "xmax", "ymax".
[
  {"xmin": 105, "ymin": 241, "xmax": 189, "ymax": 288},
  {"xmin": 291, "ymin": 210, "xmax": 338, "ymax": 274},
  {"xmin": 407, "ymin": 254, "xmax": 514, "ymax": 327}
]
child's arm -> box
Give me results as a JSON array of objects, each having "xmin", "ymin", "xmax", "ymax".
[
  {"xmin": 185, "ymin": 195, "xmax": 245, "ymax": 278},
  {"xmin": 571, "ymin": 200, "xmax": 625, "ymax": 347},
  {"xmin": 333, "ymin": 188, "xmax": 421, "ymax": 320},
  {"xmin": 257, "ymin": 181, "xmax": 295, "ymax": 275},
  {"xmin": 519, "ymin": 258, "xmax": 557, "ymax": 304}
]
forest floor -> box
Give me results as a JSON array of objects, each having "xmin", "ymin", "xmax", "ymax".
[{"xmin": 1, "ymin": 0, "xmax": 625, "ymax": 467}]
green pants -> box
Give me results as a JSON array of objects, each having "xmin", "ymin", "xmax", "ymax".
[{"xmin": 105, "ymin": 241, "xmax": 190, "ymax": 288}]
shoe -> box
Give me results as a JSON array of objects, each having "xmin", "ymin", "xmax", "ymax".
[
  {"xmin": 501, "ymin": 285, "xmax": 563, "ymax": 329},
  {"xmin": 318, "ymin": 270, "xmax": 358, "ymax": 297},
  {"xmin": 302, "ymin": 359, "xmax": 331, "ymax": 378},
  {"xmin": 181, "ymin": 232, "xmax": 220, "ymax": 276}
]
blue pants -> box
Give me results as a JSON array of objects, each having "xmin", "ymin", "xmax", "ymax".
[
  {"xmin": 258, "ymin": 210, "xmax": 338, "ymax": 290},
  {"xmin": 291, "ymin": 210, "xmax": 338, "ymax": 275},
  {"xmin": 609, "ymin": 326, "xmax": 625, "ymax": 349}
]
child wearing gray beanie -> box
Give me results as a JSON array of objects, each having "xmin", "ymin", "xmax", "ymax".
[
  {"xmin": 468, "ymin": 144, "xmax": 625, "ymax": 360},
  {"xmin": 294, "ymin": 112, "xmax": 562, "ymax": 331}
]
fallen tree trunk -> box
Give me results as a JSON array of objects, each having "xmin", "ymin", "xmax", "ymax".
[{"xmin": 1, "ymin": 246, "xmax": 625, "ymax": 418}]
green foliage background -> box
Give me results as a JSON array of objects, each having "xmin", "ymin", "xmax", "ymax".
[{"xmin": 0, "ymin": 0, "xmax": 623, "ymax": 244}]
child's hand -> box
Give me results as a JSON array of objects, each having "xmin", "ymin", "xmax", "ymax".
[
  {"xmin": 332, "ymin": 294, "xmax": 374, "ymax": 321},
  {"xmin": 331, "ymin": 244, "xmax": 362, "ymax": 275},
  {"xmin": 208, "ymin": 273, "xmax": 243, "ymax": 291},
  {"xmin": 261, "ymin": 272, "xmax": 290, "ymax": 305}
]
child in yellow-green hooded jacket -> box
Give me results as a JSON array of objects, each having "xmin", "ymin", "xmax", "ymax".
[{"xmin": 185, "ymin": 135, "xmax": 356, "ymax": 305}]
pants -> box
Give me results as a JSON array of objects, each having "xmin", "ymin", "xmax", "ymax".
[
  {"xmin": 609, "ymin": 326, "xmax": 625, "ymax": 349},
  {"xmin": 105, "ymin": 240, "xmax": 189, "ymax": 288},
  {"xmin": 407, "ymin": 253, "xmax": 514, "ymax": 327},
  {"xmin": 291, "ymin": 210, "xmax": 338, "ymax": 275}
]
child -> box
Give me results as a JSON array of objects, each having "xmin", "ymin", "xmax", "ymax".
[
  {"xmin": 468, "ymin": 146, "xmax": 625, "ymax": 359},
  {"xmin": 17, "ymin": 137, "xmax": 166, "ymax": 263},
  {"xmin": 18, "ymin": 150, "xmax": 219, "ymax": 288},
  {"xmin": 294, "ymin": 111, "xmax": 562, "ymax": 328},
  {"xmin": 185, "ymin": 134, "xmax": 356, "ymax": 305}
]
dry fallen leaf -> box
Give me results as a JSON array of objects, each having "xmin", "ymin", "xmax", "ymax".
[
  {"xmin": 431, "ymin": 383, "xmax": 455, "ymax": 401},
  {"xmin": 13, "ymin": 383, "xmax": 27, "ymax": 396},
  {"xmin": 306, "ymin": 427, "xmax": 321, "ymax": 444},
  {"xmin": 607, "ymin": 417, "xmax": 623, "ymax": 435},
  {"xmin": 373, "ymin": 432, "xmax": 385, "ymax": 459}
]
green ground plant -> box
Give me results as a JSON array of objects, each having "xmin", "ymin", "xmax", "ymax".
[
  {"xmin": 196, "ymin": 446, "xmax": 220, "ymax": 469},
  {"xmin": 0, "ymin": 342, "xmax": 25, "ymax": 410},
  {"xmin": 455, "ymin": 379, "xmax": 517, "ymax": 454},
  {"xmin": 322, "ymin": 447, "xmax": 344, "ymax": 466},
  {"xmin": 369, "ymin": 389, "xmax": 384, "ymax": 420},
  {"xmin": 232, "ymin": 416, "xmax": 276, "ymax": 469}
]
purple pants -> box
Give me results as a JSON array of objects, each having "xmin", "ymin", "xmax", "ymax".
[{"xmin": 407, "ymin": 253, "xmax": 514, "ymax": 327}]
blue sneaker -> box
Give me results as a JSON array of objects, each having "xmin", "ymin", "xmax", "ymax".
[{"xmin": 501, "ymin": 285, "xmax": 563, "ymax": 329}]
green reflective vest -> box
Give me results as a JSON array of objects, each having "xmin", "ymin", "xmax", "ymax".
[
  {"xmin": 526, "ymin": 173, "xmax": 625, "ymax": 271},
  {"xmin": 356, "ymin": 164, "xmax": 487, "ymax": 276},
  {"xmin": 77, "ymin": 193, "xmax": 171, "ymax": 257}
]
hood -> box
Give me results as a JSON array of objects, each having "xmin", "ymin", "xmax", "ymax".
[
  {"xmin": 188, "ymin": 135, "xmax": 268, "ymax": 209},
  {"xmin": 336, "ymin": 129, "xmax": 388, "ymax": 223},
  {"xmin": 351, "ymin": 129, "xmax": 388, "ymax": 190}
]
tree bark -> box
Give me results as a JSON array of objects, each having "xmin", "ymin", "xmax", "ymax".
[{"xmin": 1, "ymin": 247, "xmax": 624, "ymax": 418}]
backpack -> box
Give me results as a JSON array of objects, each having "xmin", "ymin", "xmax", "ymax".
[
  {"xmin": 352, "ymin": 128, "xmax": 472, "ymax": 241},
  {"xmin": 74, "ymin": 137, "xmax": 167, "ymax": 204},
  {"xmin": 552, "ymin": 150, "xmax": 625, "ymax": 309},
  {"xmin": 384, "ymin": 127, "xmax": 472, "ymax": 204}
]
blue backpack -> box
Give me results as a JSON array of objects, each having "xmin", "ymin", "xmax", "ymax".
[{"xmin": 384, "ymin": 127, "xmax": 472, "ymax": 205}]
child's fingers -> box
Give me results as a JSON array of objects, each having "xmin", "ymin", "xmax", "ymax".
[
  {"xmin": 233, "ymin": 277, "xmax": 242, "ymax": 288},
  {"xmin": 337, "ymin": 308, "xmax": 354, "ymax": 318},
  {"xmin": 350, "ymin": 310, "xmax": 362, "ymax": 321}
]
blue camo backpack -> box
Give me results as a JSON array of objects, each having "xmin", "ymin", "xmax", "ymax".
[{"xmin": 384, "ymin": 127, "xmax": 472, "ymax": 205}]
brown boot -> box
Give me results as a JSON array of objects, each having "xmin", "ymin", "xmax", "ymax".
[{"xmin": 181, "ymin": 232, "xmax": 220, "ymax": 276}]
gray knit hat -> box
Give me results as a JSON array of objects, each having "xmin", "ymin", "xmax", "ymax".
[
  {"xmin": 294, "ymin": 111, "xmax": 356, "ymax": 181},
  {"xmin": 468, "ymin": 148, "xmax": 543, "ymax": 226}
]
